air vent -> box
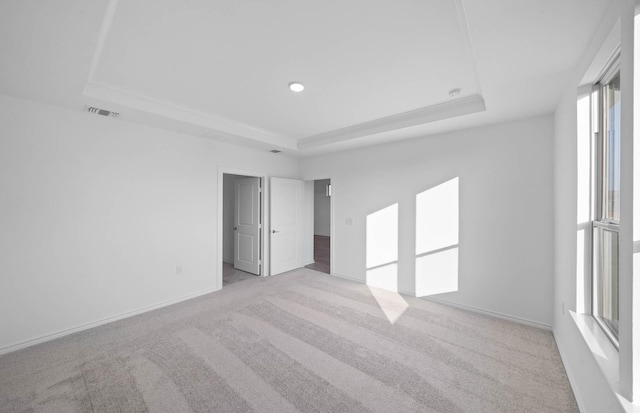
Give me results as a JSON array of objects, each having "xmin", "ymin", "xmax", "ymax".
[
  {"xmin": 85, "ymin": 106, "xmax": 120, "ymax": 118},
  {"xmin": 270, "ymin": 150, "xmax": 282, "ymax": 154}
]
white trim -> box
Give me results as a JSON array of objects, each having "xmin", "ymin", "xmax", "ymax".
[
  {"xmin": 453, "ymin": 0, "xmax": 483, "ymax": 95},
  {"xmin": 570, "ymin": 311, "xmax": 626, "ymax": 403},
  {"xmin": 86, "ymin": 0, "xmax": 119, "ymax": 82},
  {"xmin": 555, "ymin": 331, "xmax": 589, "ymax": 413},
  {"xmin": 398, "ymin": 288, "xmax": 417, "ymax": 297},
  {"xmin": 0, "ymin": 286, "xmax": 220, "ymax": 356},
  {"xmin": 218, "ymin": 167, "xmax": 270, "ymax": 288},
  {"xmin": 84, "ymin": 0, "xmax": 485, "ymax": 154},
  {"xmin": 595, "ymin": 47, "xmax": 621, "ymax": 85},
  {"xmin": 331, "ymin": 272, "xmax": 551, "ymax": 330},
  {"xmin": 83, "ymin": 0, "xmax": 296, "ymax": 152},
  {"xmin": 301, "ymin": 180, "xmax": 315, "ymax": 267},
  {"xmin": 83, "ymin": 78, "xmax": 485, "ymax": 154},
  {"xmin": 330, "ymin": 181, "xmax": 335, "ymax": 276},
  {"xmin": 561, "ymin": 311, "xmax": 640, "ymax": 412},
  {"xmin": 332, "ymin": 272, "xmax": 364, "ymax": 284},
  {"xmin": 579, "ymin": 19, "xmax": 621, "ymax": 87},
  {"xmin": 421, "ymin": 296, "xmax": 552, "ymax": 331},
  {"xmin": 297, "ymin": 94, "xmax": 486, "ymax": 150},
  {"xmin": 83, "ymin": 81, "xmax": 297, "ymax": 151}
]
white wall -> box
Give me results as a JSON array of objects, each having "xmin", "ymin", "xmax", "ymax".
[
  {"xmin": 0, "ymin": 93, "xmax": 298, "ymax": 353},
  {"xmin": 314, "ymin": 179, "xmax": 331, "ymax": 236},
  {"xmin": 553, "ymin": 0, "xmax": 635, "ymax": 411},
  {"xmin": 301, "ymin": 115, "xmax": 555, "ymax": 327}
]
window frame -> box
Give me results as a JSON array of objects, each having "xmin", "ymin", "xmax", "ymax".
[{"xmin": 591, "ymin": 54, "xmax": 621, "ymax": 349}]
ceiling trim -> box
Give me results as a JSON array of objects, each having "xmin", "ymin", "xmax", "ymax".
[
  {"xmin": 297, "ymin": 94, "xmax": 486, "ymax": 150},
  {"xmin": 86, "ymin": 0, "xmax": 119, "ymax": 84},
  {"xmin": 83, "ymin": 0, "xmax": 486, "ymax": 153},
  {"xmin": 455, "ymin": 0, "xmax": 483, "ymax": 95},
  {"xmin": 84, "ymin": 0, "xmax": 297, "ymax": 150},
  {"xmin": 83, "ymin": 80, "xmax": 298, "ymax": 150}
]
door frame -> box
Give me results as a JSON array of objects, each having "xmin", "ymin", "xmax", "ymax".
[
  {"xmin": 304, "ymin": 175, "xmax": 335, "ymax": 276},
  {"xmin": 217, "ymin": 167, "xmax": 270, "ymax": 289}
]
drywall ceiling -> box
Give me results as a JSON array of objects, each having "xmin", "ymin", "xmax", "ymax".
[{"xmin": 0, "ymin": 0, "xmax": 610, "ymax": 156}]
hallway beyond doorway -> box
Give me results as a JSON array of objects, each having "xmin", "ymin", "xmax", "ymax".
[
  {"xmin": 305, "ymin": 235, "xmax": 330, "ymax": 274},
  {"xmin": 223, "ymin": 262, "xmax": 256, "ymax": 286}
]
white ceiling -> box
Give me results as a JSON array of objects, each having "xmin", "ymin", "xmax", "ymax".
[{"xmin": 0, "ymin": 0, "xmax": 610, "ymax": 156}]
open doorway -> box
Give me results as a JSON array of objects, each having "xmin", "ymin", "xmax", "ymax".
[
  {"xmin": 222, "ymin": 173, "xmax": 262, "ymax": 286},
  {"xmin": 305, "ymin": 179, "xmax": 331, "ymax": 274}
]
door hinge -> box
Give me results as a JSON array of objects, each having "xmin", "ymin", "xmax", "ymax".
[{"xmin": 258, "ymin": 224, "xmax": 262, "ymax": 229}]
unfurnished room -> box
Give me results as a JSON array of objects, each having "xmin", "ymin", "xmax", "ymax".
[{"xmin": 1, "ymin": 0, "xmax": 639, "ymax": 412}]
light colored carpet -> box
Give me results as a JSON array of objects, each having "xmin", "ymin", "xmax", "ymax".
[{"xmin": 0, "ymin": 268, "xmax": 578, "ymax": 412}]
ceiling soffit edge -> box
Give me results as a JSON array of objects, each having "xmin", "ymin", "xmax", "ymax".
[
  {"xmin": 83, "ymin": 0, "xmax": 486, "ymax": 152},
  {"xmin": 297, "ymin": 94, "xmax": 486, "ymax": 150},
  {"xmin": 454, "ymin": 0, "xmax": 483, "ymax": 95},
  {"xmin": 83, "ymin": 80, "xmax": 298, "ymax": 150},
  {"xmin": 87, "ymin": 0, "xmax": 120, "ymax": 84}
]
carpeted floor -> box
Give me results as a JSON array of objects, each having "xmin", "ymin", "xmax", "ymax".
[
  {"xmin": 0, "ymin": 268, "xmax": 578, "ymax": 412},
  {"xmin": 223, "ymin": 262, "xmax": 257, "ymax": 286}
]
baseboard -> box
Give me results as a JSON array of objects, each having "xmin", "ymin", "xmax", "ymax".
[
  {"xmin": 554, "ymin": 331, "xmax": 587, "ymax": 413},
  {"xmin": 332, "ymin": 272, "xmax": 364, "ymax": 284},
  {"xmin": 312, "ymin": 271, "xmax": 551, "ymax": 331},
  {"xmin": 0, "ymin": 286, "xmax": 221, "ymax": 356},
  {"xmin": 398, "ymin": 288, "xmax": 416, "ymax": 297},
  {"xmin": 422, "ymin": 296, "xmax": 552, "ymax": 331}
]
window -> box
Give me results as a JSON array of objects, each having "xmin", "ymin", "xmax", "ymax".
[
  {"xmin": 601, "ymin": 71, "xmax": 622, "ymax": 222},
  {"xmin": 592, "ymin": 58, "xmax": 621, "ymax": 346}
]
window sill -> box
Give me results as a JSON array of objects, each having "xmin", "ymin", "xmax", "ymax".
[{"xmin": 570, "ymin": 311, "xmax": 640, "ymax": 412}]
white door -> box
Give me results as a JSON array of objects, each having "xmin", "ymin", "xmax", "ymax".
[
  {"xmin": 234, "ymin": 177, "xmax": 261, "ymax": 275},
  {"xmin": 271, "ymin": 177, "xmax": 303, "ymax": 275}
]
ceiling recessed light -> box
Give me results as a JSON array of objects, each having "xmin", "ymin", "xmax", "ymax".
[
  {"xmin": 449, "ymin": 88, "xmax": 462, "ymax": 98},
  {"xmin": 288, "ymin": 81, "xmax": 304, "ymax": 92},
  {"xmin": 270, "ymin": 149, "xmax": 282, "ymax": 153}
]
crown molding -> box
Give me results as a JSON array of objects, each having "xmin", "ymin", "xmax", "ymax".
[
  {"xmin": 87, "ymin": 0, "xmax": 120, "ymax": 83},
  {"xmin": 84, "ymin": 0, "xmax": 485, "ymax": 153},
  {"xmin": 297, "ymin": 94, "xmax": 486, "ymax": 150},
  {"xmin": 454, "ymin": 0, "xmax": 483, "ymax": 95},
  {"xmin": 84, "ymin": 0, "xmax": 296, "ymax": 151},
  {"xmin": 83, "ymin": 78, "xmax": 485, "ymax": 153},
  {"xmin": 83, "ymin": 80, "xmax": 298, "ymax": 150}
]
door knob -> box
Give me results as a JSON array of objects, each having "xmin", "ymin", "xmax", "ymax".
[
  {"xmin": 234, "ymin": 226, "xmax": 237, "ymax": 230},
  {"xmin": 272, "ymin": 230, "xmax": 280, "ymax": 233}
]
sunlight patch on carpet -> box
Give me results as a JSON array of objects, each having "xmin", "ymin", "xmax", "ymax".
[{"xmin": 367, "ymin": 285, "xmax": 409, "ymax": 324}]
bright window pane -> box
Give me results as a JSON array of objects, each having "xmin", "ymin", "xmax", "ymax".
[
  {"xmin": 593, "ymin": 226, "xmax": 619, "ymax": 340},
  {"xmin": 603, "ymin": 72, "xmax": 621, "ymax": 222}
]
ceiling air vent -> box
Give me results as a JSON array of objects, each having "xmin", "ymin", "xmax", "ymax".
[{"xmin": 85, "ymin": 106, "xmax": 120, "ymax": 118}]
